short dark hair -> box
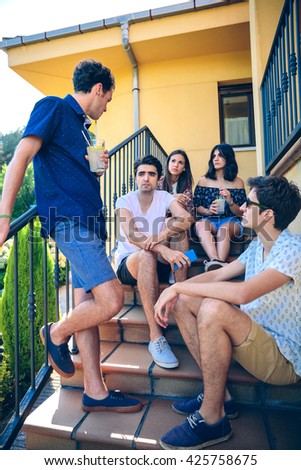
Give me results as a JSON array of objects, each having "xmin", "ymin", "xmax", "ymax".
[
  {"xmin": 72, "ymin": 59, "xmax": 115, "ymax": 93},
  {"xmin": 205, "ymin": 143, "xmax": 238, "ymax": 181},
  {"xmin": 247, "ymin": 175, "xmax": 301, "ymax": 230},
  {"xmin": 134, "ymin": 155, "xmax": 163, "ymax": 179}
]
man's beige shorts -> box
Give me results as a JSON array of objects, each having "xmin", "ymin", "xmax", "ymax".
[{"xmin": 232, "ymin": 319, "xmax": 300, "ymax": 385}]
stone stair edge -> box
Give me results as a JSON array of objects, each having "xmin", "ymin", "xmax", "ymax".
[
  {"xmin": 23, "ymin": 386, "xmax": 300, "ymax": 451},
  {"xmin": 69, "ymin": 340, "xmax": 260, "ymax": 384}
]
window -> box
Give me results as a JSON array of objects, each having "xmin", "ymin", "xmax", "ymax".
[{"xmin": 219, "ymin": 84, "xmax": 255, "ymax": 147}]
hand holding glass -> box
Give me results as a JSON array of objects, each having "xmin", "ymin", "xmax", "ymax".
[
  {"xmin": 87, "ymin": 139, "xmax": 106, "ymax": 172},
  {"xmin": 213, "ymin": 197, "xmax": 225, "ymax": 214}
]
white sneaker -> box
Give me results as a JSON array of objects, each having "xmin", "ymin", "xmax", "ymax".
[
  {"xmin": 148, "ymin": 336, "xmax": 179, "ymax": 369},
  {"xmin": 203, "ymin": 259, "xmax": 228, "ymax": 272}
]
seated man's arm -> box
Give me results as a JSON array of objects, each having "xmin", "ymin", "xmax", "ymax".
[
  {"xmin": 154, "ymin": 263, "xmax": 290, "ymax": 328},
  {"xmin": 154, "ymin": 200, "xmax": 193, "ymax": 244},
  {"xmin": 183, "ymin": 258, "xmax": 246, "ymax": 284},
  {"xmin": 172, "ymin": 267, "xmax": 290, "ymax": 304},
  {"xmin": 116, "ymin": 206, "xmax": 193, "ymax": 269},
  {"xmin": 116, "ymin": 207, "xmax": 150, "ymax": 249}
]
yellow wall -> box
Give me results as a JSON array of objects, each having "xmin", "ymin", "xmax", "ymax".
[
  {"xmin": 97, "ymin": 5, "xmax": 256, "ymax": 190},
  {"xmin": 5, "ymin": 3, "xmax": 256, "ymax": 191},
  {"xmin": 103, "ymin": 48, "xmax": 256, "ymax": 190},
  {"xmin": 251, "ymin": 0, "xmax": 284, "ymax": 77}
]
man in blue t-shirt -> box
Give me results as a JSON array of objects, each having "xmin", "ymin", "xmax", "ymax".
[{"xmin": 0, "ymin": 59, "xmax": 142, "ymax": 413}]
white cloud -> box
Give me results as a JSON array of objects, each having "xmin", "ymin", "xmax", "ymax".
[{"xmin": 0, "ymin": 0, "xmax": 185, "ymax": 134}]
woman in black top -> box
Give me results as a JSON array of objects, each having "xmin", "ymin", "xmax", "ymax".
[{"xmin": 193, "ymin": 143, "xmax": 247, "ymax": 271}]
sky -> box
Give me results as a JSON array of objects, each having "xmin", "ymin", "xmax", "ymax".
[{"xmin": 0, "ymin": 0, "xmax": 185, "ymax": 135}]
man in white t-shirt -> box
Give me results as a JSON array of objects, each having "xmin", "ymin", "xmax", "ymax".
[
  {"xmin": 115, "ymin": 155, "xmax": 193, "ymax": 369},
  {"xmin": 154, "ymin": 175, "xmax": 301, "ymax": 450}
]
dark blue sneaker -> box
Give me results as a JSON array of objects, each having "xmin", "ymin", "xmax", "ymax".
[
  {"xmin": 82, "ymin": 390, "xmax": 143, "ymax": 413},
  {"xmin": 40, "ymin": 323, "xmax": 75, "ymax": 378},
  {"xmin": 172, "ymin": 393, "xmax": 238, "ymax": 419},
  {"xmin": 160, "ymin": 411, "xmax": 232, "ymax": 450}
]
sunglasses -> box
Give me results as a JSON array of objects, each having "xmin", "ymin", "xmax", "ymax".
[{"xmin": 245, "ymin": 197, "xmax": 271, "ymax": 211}]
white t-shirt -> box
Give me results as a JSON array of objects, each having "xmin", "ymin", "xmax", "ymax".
[
  {"xmin": 238, "ymin": 229, "xmax": 301, "ymax": 376},
  {"xmin": 114, "ymin": 190, "xmax": 174, "ymax": 268}
]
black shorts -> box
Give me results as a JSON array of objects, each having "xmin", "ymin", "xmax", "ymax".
[{"xmin": 116, "ymin": 256, "xmax": 171, "ymax": 285}]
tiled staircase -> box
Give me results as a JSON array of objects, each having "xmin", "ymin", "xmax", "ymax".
[{"xmin": 22, "ymin": 235, "xmax": 301, "ymax": 450}]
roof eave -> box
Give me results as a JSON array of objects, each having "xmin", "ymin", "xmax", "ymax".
[{"xmin": 0, "ymin": 0, "xmax": 243, "ymax": 51}]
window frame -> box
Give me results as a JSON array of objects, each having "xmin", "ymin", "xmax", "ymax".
[{"xmin": 219, "ymin": 84, "xmax": 256, "ymax": 148}]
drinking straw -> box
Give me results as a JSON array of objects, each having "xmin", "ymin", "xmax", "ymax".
[
  {"xmin": 95, "ymin": 120, "xmax": 98, "ymax": 145},
  {"xmin": 81, "ymin": 130, "xmax": 90, "ymax": 146}
]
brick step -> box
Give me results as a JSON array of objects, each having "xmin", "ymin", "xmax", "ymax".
[
  {"xmin": 98, "ymin": 304, "xmax": 183, "ymax": 344},
  {"xmin": 122, "ymin": 283, "xmax": 171, "ymax": 307},
  {"xmin": 22, "ymin": 306, "xmax": 301, "ymax": 450},
  {"xmin": 23, "ymin": 385, "xmax": 301, "ymax": 450},
  {"xmin": 61, "ymin": 341, "xmax": 301, "ymax": 408}
]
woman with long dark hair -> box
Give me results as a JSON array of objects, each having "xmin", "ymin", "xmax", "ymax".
[
  {"xmin": 157, "ymin": 149, "xmax": 194, "ymax": 216},
  {"xmin": 193, "ymin": 143, "xmax": 246, "ymax": 271},
  {"xmin": 157, "ymin": 149, "xmax": 194, "ymax": 283}
]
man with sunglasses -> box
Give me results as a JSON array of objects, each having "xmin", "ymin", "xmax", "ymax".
[{"xmin": 154, "ymin": 175, "xmax": 301, "ymax": 450}]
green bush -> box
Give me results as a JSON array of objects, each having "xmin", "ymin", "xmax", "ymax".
[
  {"xmin": 0, "ymin": 351, "xmax": 13, "ymax": 432},
  {"xmin": 0, "ymin": 163, "xmax": 35, "ymax": 220},
  {"xmin": 0, "ymin": 240, "xmax": 13, "ymax": 291},
  {"xmin": 0, "ymin": 219, "xmax": 56, "ymax": 383}
]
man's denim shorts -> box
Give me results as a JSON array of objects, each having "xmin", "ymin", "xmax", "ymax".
[{"xmin": 51, "ymin": 219, "xmax": 116, "ymax": 292}]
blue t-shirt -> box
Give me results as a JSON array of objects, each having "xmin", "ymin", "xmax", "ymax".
[{"xmin": 23, "ymin": 94, "xmax": 106, "ymax": 239}]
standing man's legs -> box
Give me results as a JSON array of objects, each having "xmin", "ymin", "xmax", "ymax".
[
  {"xmin": 73, "ymin": 286, "xmax": 114, "ymax": 401},
  {"xmin": 41, "ymin": 220, "xmax": 142, "ymax": 412},
  {"xmin": 47, "ymin": 220, "xmax": 124, "ymax": 347}
]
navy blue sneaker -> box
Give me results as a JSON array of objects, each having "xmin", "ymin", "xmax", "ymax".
[
  {"xmin": 82, "ymin": 390, "xmax": 143, "ymax": 413},
  {"xmin": 160, "ymin": 411, "xmax": 232, "ymax": 450},
  {"xmin": 172, "ymin": 393, "xmax": 238, "ymax": 419},
  {"xmin": 40, "ymin": 323, "xmax": 75, "ymax": 378}
]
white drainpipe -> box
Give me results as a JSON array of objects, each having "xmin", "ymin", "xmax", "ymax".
[{"xmin": 121, "ymin": 21, "xmax": 139, "ymax": 132}]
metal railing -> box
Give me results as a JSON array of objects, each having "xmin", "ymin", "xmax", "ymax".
[
  {"xmin": 261, "ymin": 0, "xmax": 301, "ymax": 173},
  {"xmin": 0, "ymin": 126, "xmax": 167, "ymax": 449},
  {"xmin": 0, "ymin": 207, "xmax": 53, "ymax": 449}
]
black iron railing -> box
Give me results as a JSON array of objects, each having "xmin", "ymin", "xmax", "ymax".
[
  {"xmin": 0, "ymin": 207, "xmax": 54, "ymax": 450},
  {"xmin": 261, "ymin": 0, "xmax": 301, "ymax": 172},
  {"xmin": 0, "ymin": 126, "xmax": 167, "ymax": 449}
]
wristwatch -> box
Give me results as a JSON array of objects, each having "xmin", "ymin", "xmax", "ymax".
[{"xmin": 228, "ymin": 199, "xmax": 234, "ymax": 207}]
